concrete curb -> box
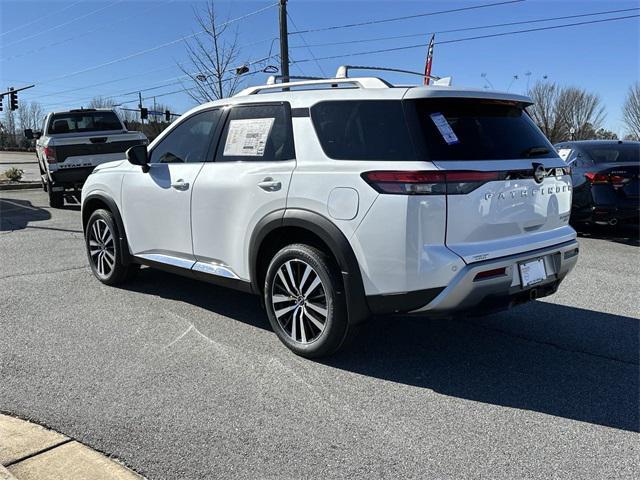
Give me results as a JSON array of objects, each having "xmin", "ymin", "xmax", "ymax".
[
  {"xmin": 0, "ymin": 183, "xmax": 41, "ymax": 191},
  {"xmin": 0, "ymin": 414, "xmax": 143, "ymax": 479}
]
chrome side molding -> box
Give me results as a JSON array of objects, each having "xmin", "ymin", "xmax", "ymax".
[
  {"xmin": 136, "ymin": 253, "xmax": 195, "ymax": 270},
  {"xmin": 192, "ymin": 261, "xmax": 239, "ymax": 279},
  {"xmin": 135, "ymin": 254, "xmax": 240, "ymax": 280}
]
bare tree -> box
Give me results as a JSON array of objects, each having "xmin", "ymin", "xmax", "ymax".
[
  {"xmin": 527, "ymin": 81, "xmax": 566, "ymax": 143},
  {"xmin": 622, "ymin": 82, "xmax": 640, "ymax": 140},
  {"xmin": 556, "ymin": 87, "xmax": 605, "ymax": 140},
  {"xmin": 17, "ymin": 101, "xmax": 44, "ymax": 132},
  {"xmin": 89, "ymin": 96, "xmax": 117, "ymax": 108},
  {"xmin": 2, "ymin": 109, "xmax": 17, "ymax": 147},
  {"xmin": 178, "ymin": 1, "xmax": 244, "ymax": 103},
  {"xmin": 527, "ymin": 81, "xmax": 606, "ymax": 142}
]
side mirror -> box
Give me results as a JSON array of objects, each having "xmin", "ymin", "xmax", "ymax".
[
  {"xmin": 126, "ymin": 145, "xmax": 150, "ymax": 172},
  {"xmin": 25, "ymin": 129, "xmax": 42, "ymax": 140}
]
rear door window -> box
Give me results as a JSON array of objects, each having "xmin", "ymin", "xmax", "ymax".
[
  {"xmin": 409, "ymin": 99, "xmax": 557, "ymax": 160},
  {"xmin": 311, "ymin": 100, "xmax": 415, "ymax": 160},
  {"xmin": 47, "ymin": 111, "xmax": 123, "ymax": 134},
  {"xmin": 216, "ymin": 103, "xmax": 294, "ymax": 162},
  {"xmin": 580, "ymin": 144, "xmax": 640, "ymax": 163}
]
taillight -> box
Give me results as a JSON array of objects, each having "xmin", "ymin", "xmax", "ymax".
[
  {"xmin": 609, "ymin": 174, "xmax": 629, "ymax": 187},
  {"xmin": 584, "ymin": 172, "xmax": 608, "ymax": 184},
  {"xmin": 43, "ymin": 146, "xmax": 57, "ymax": 164},
  {"xmin": 361, "ymin": 170, "xmax": 501, "ymax": 195},
  {"xmin": 361, "ymin": 171, "xmax": 446, "ymax": 195}
]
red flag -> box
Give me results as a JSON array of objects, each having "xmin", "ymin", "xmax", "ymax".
[{"xmin": 424, "ymin": 34, "xmax": 435, "ymax": 85}]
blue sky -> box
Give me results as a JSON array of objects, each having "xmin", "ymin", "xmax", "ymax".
[{"xmin": 1, "ymin": 0, "xmax": 638, "ymax": 134}]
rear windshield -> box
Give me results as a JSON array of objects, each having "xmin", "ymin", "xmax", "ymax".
[
  {"xmin": 310, "ymin": 99, "xmax": 557, "ymax": 161},
  {"xmin": 410, "ymin": 99, "xmax": 557, "ymax": 161},
  {"xmin": 311, "ymin": 100, "xmax": 416, "ymax": 160},
  {"xmin": 48, "ymin": 111, "xmax": 122, "ymax": 134},
  {"xmin": 581, "ymin": 143, "xmax": 640, "ymax": 164}
]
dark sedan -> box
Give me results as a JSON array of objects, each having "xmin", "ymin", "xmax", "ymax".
[{"xmin": 555, "ymin": 140, "xmax": 639, "ymax": 226}]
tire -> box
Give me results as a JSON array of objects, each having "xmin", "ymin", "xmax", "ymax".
[
  {"xmin": 264, "ymin": 244, "xmax": 350, "ymax": 358},
  {"xmin": 85, "ymin": 209, "xmax": 137, "ymax": 286},
  {"xmin": 38, "ymin": 162, "xmax": 47, "ymax": 192},
  {"xmin": 47, "ymin": 184, "xmax": 63, "ymax": 208}
]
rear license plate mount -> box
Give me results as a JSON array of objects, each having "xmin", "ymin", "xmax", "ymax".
[{"xmin": 519, "ymin": 258, "xmax": 547, "ymax": 288}]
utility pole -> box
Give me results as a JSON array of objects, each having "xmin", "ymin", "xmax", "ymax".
[
  {"xmin": 278, "ymin": 0, "xmax": 289, "ymax": 83},
  {"xmin": 138, "ymin": 91, "xmax": 144, "ymax": 125}
]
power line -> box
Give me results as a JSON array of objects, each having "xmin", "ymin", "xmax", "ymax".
[
  {"xmin": 288, "ymin": 0, "xmax": 525, "ymax": 34},
  {"xmin": 28, "ymin": 64, "xmax": 182, "ymax": 101},
  {"xmin": 26, "ymin": 35, "xmax": 278, "ymax": 103},
  {"xmin": 287, "ymin": 13, "xmax": 327, "ymax": 77},
  {"xmin": 289, "ymin": 7, "xmax": 640, "ymax": 50},
  {"xmin": 31, "ymin": 3, "xmax": 278, "ymax": 87},
  {"xmin": 38, "ymin": 55, "xmax": 277, "ymax": 109},
  {"xmin": 1, "ymin": 0, "xmax": 178, "ymax": 62},
  {"xmin": 291, "ymin": 13, "xmax": 640, "ymax": 65},
  {"xmin": 3, "ymin": 0, "xmax": 127, "ymax": 48},
  {"xmin": 119, "ymin": 70, "xmax": 264, "ymax": 105},
  {"xmin": 0, "ymin": 0, "xmax": 85, "ymax": 37}
]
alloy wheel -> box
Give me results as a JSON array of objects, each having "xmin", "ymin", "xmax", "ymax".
[
  {"xmin": 271, "ymin": 259, "xmax": 328, "ymax": 344},
  {"xmin": 89, "ymin": 219, "xmax": 116, "ymax": 278}
]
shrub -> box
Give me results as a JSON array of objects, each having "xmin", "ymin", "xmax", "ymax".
[{"xmin": 4, "ymin": 167, "xmax": 24, "ymax": 182}]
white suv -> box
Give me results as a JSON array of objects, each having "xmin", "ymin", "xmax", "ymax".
[{"xmin": 81, "ymin": 68, "xmax": 579, "ymax": 357}]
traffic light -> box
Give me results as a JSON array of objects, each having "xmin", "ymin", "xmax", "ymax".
[
  {"xmin": 165, "ymin": 110, "xmax": 171, "ymax": 122},
  {"xmin": 0, "ymin": 95, "xmax": 3, "ymax": 112},
  {"xmin": 9, "ymin": 88, "xmax": 18, "ymax": 111},
  {"xmin": 140, "ymin": 107, "xmax": 148, "ymax": 120}
]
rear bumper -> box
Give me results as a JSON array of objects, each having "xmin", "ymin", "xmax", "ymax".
[
  {"xmin": 401, "ymin": 239, "xmax": 579, "ymax": 316},
  {"xmin": 49, "ymin": 167, "xmax": 95, "ymax": 189},
  {"xmin": 573, "ymin": 204, "xmax": 639, "ymax": 225}
]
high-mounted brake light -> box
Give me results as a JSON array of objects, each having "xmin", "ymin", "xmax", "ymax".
[
  {"xmin": 43, "ymin": 146, "xmax": 57, "ymax": 164},
  {"xmin": 361, "ymin": 170, "xmax": 501, "ymax": 195}
]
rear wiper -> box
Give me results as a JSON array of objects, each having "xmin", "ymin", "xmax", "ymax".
[{"xmin": 522, "ymin": 146, "xmax": 550, "ymax": 157}]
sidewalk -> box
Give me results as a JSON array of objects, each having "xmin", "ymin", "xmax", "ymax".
[
  {"xmin": 0, "ymin": 414, "xmax": 143, "ymax": 480},
  {"xmin": 0, "ymin": 152, "xmax": 39, "ymax": 183}
]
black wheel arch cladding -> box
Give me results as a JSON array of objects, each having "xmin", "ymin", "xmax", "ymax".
[{"xmin": 250, "ymin": 208, "xmax": 370, "ymax": 325}]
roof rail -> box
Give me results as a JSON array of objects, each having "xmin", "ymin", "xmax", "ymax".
[
  {"xmin": 234, "ymin": 77, "xmax": 391, "ymax": 96},
  {"xmin": 335, "ymin": 65, "xmax": 441, "ymax": 82},
  {"xmin": 266, "ymin": 75, "xmax": 326, "ymax": 85}
]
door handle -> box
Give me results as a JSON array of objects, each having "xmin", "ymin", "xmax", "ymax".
[
  {"xmin": 257, "ymin": 177, "xmax": 282, "ymax": 192},
  {"xmin": 171, "ymin": 179, "xmax": 190, "ymax": 191}
]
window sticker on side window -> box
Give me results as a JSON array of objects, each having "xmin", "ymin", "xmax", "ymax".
[
  {"xmin": 430, "ymin": 112, "xmax": 459, "ymax": 145},
  {"xmin": 557, "ymin": 148, "xmax": 572, "ymax": 161},
  {"xmin": 223, "ymin": 118, "xmax": 275, "ymax": 157}
]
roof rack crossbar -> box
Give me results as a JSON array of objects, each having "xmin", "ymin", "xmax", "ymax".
[{"xmin": 335, "ymin": 65, "xmax": 441, "ymax": 81}]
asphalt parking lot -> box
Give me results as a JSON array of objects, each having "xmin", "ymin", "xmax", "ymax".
[{"xmin": 1, "ymin": 189, "xmax": 638, "ymax": 479}]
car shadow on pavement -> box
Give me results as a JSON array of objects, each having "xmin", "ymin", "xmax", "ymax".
[
  {"xmin": 574, "ymin": 223, "xmax": 639, "ymax": 247},
  {"xmin": 124, "ymin": 267, "xmax": 639, "ymax": 433},
  {"xmin": 325, "ymin": 301, "xmax": 639, "ymax": 433},
  {"xmin": 0, "ymin": 197, "xmax": 51, "ymax": 231},
  {"xmin": 123, "ymin": 268, "xmax": 271, "ymax": 331}
]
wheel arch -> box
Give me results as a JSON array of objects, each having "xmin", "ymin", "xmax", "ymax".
[
  {"xmin": 82, "ymin": 193, "xmax": 132, "ymax": 265},
  {"xmin": 250, "ymin": 209, "xmax": 370, "ymax": 325}
]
